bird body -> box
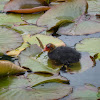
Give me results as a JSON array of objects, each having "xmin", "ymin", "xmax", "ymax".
[{"xmin": 43, "ymin": 43, "xmax": 81, "ymax": 66}]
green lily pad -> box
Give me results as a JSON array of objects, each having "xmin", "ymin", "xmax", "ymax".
[
  {"xmin": 66, "ymin": 52, "xmax": 94, "ymax": 73},
  {"xmin": 57, "ymin": 20, "xmax": 100, "ymax": 35},
  {"xmin": 75, "ymin": 38, "xmax": 100, "ymax": 54},
  {"xmin": 0, "ymin": 74, "xmax": 72, "ymax": 100},
  {"xmin": 21, "ymin": 13, "xmax": 44, "ymax": 24},
  {"xmin": 0, "ymin": 60, "xmax": 26, "ymax": 76},
  {"xmin": 88, "ymin": 0, "xmax": 100, "ymax": 15},
  {"xmin": 13, "ymin": 25, "xmax": 47, "ymax": 35},
  {"xmin": 67, "ymin": 84, "xmax": 99, "ymax": 100},
  {"xmin": 37, "ymin": 0, "xmax": 87, "ymax": 30},
  {"xmin": 0, "ymin": 26, "xmax": 23, "ymax": 54},
  {"xmin": 4, "ymin": 74, "xmax": 69, "ymax": 88},
  {"xmin": 18, "ymin": 44, "xmax": 62, "ymax": 74},
  {"xmin": 0, "ymin": 13, "xmax": 24, "ymax": 26},
  {"xmin": 7, "ymin": 34, "xmax": 65, "ymax": 56}
]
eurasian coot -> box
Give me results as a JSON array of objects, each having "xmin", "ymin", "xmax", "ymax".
[{"xmin": 43, "ymin": 43, "xmax": 81, "ymax": 67}]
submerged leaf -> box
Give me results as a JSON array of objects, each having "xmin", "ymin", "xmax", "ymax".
[
  {"xmin": 0, "ymin": 26, "xmax": 23, "ymax": 54},
  {"xmin": 0, "ymin": 60, "xmax": 26, "ymax": 76},
  {"xmin": 37, "ymin": 0, "xmax": 87, "ymax": 29}
]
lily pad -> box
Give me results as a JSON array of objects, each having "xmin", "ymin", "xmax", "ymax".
[
  {"xmin": 0, "ymin": 26, "xmax": 23, "ymax": 54},
  {"xmin": 0, "ymin": 60, "xmax": 26, "ymax": 76},
  {"xmin": 67, "ymin": 84, "xmax": 99, "ymax": 100},
  {"xmin": 4, "ymin": 74, "xmax": 69, "ymax": 88},
  {"xmin": 0, "ymin": 74, "xmax": 72, "ymax": 100},
  {"xmin": 7, "ymin": 34, "xmax": 65, "ymax": 56},
  {"xmin": 21, "ymin": 13, "xmax": 44, "ymax": 24},
  {"xmin": 3, "ymin": 0, "xmax": 44, "ymax": 12},
  {"xmin": 13, "ymin": 25, "xmax": 47, "ymax": 35},
  {"xmin": 0, "ymin": 13, "xmax": 24, "ymax": 26},
  {"xmin": 37, "ymin": 0, "xmax": 87, "ymax": 30},
  {"xmin": 88, "ymin": 0, "xmax": 100, "ymax": 15},
  {"xmin": 66, "ymin": 52, "xmax": 94, "ymax": 73},
  {"xmin": 57, "ymin": 20, "xmax": 100, "ymax": 35},
  {"xmin": 18, "ymin": 44, "xmax": 62, "ymax": 74},
  {"xmin": 75, "ymin": 38, "xmax": 100, "ymax": 54}
]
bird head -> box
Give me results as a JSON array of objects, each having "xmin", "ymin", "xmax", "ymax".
[{"xmin": 43, "ymin": 43, "xmax": 56, "ymax": 52}]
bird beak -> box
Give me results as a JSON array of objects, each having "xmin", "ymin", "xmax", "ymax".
[{"xmin": 43, "ymin": 48, "xmax": 47, "ymax": 52}]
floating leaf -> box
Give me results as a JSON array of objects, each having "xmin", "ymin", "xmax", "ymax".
[
  {"xmin": 0, "ymin": 74, "xmax": 72, "ymax": 100},
  {"xmin": 0, "ymin": 26, "xmax": 23, "ymax": 54},
  {"xmin": 88, "ymin": 0, "xmax": 100, "ymax": 15},
  {"xmin": 0, "ymin": 60, "xmax": 26, "ymax": 76},
  {"xmin": 67, "ymin": 84, "xmax": 99, "ymax": 100},
  {"xmin": 0, "ymin": 13, "xmax": 24, "ymax": 26},
  {"xmin": 37, "ymin": 0, "xmax": 87, "ymax": 29},
  {"xmin": 75, "ymin": 38, "xmax": 100, "ymax": 54},
  {"xmin": 57, "ymin": 20, "xmax": 100, "ymax": 35},
  {"xmin": 23, "ymin": 34, "xmax": 66, "ymax": 47},
  {"xmin": 21, "ymin": 13, "xmax": 43, "ymax": 24},
  {"xmin": 7, "ymin": 34, "xmax": 65, "ymax": 56},
  {"xmin": 4, "ymin": 0, "xmax": 45, "ymax": 12},
  {"xmin": 66, "ymin": 52, "xmax": 94, "ymax": 73},
  {"xmin": 13, "ymin": 25, "xmax": 47, "ymax": 35},
  {"xmin": 18, "ymin": 44, "xmax": 61, "ymax": 74},
  {"xmin": 2, "ymin": 74, "xmax": 69, "ymax": 88},
  {"xmin": 6, "ymin": 6, "xmax": 50, "ymax": 13}
]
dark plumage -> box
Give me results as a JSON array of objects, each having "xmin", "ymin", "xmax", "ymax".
[{"xmin": 43, "ymin": 43, "xmax": 81, "ymax": 66}]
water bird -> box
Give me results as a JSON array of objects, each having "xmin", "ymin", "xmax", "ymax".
[{"xmin": 43, "ymin": 43, "xmax": 81, "ymax": 69}]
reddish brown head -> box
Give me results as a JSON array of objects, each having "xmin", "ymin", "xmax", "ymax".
[{"xmin": 43, "ymin": 43, "xmax": 56, "ymax": 52}]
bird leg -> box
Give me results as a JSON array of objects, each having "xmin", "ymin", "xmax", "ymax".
[{"xmin": 60, "ymin": 65, "xmax": 66, "ymax": 71}]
